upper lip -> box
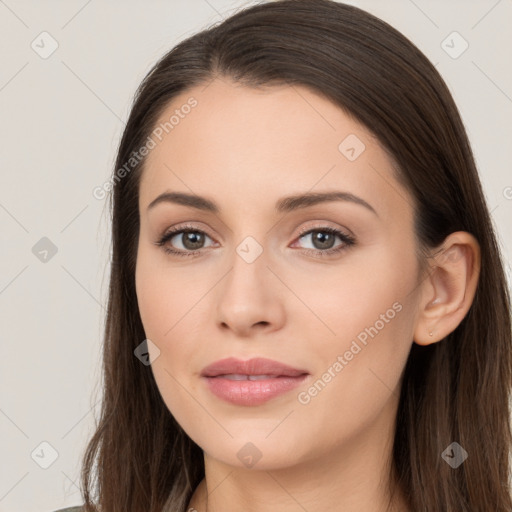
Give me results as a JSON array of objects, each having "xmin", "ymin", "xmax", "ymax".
[{"xmin": 201, "ymin": 357, "xmax": 309, "ymax": 378}]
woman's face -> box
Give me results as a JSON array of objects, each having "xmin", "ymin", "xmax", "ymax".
[{"xmin": 135, "ymin": 77, "xmax": 423, "ymax": 471}]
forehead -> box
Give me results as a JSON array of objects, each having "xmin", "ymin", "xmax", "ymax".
[{"xmin": 138, "ymin": 77, "xmax": 411, "ymax": 221}]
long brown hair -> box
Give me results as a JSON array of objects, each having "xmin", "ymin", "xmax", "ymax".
[{"xmin": 80, "ymin": 1, "xmax": 512, "ymax": 510}]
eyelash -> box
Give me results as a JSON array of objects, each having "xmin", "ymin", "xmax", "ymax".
[{"xmin": 154, "ymin": 223, "xmax": 356, "ymax": 259}]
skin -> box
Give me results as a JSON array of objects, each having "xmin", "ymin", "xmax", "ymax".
[{"xmin": 135, "ymin": 77, "xmax": 480, "ymax": 512}]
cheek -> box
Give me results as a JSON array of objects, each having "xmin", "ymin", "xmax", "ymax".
[
  {"xmin": 291, "ymin": 244, "xmax": 417, "ymax": 399},
  {"xmin": 288, "ymin": 242, "xmax": 417, "ymax": 340},
  {"xmin": 291, "ymin": 291, "xmax": 414, "ymax": 446},
  {"xmin": 135, "ymin": 255, "xmax": 168, "ymax": 340},
  {"xmin": 135, "ymin": 242, "xmax": 191, "ymax": 341},
  {"xmin": 135, "ymin": 252, "xmax": 203, "ymax": 424},
  {"xmin": 135, "ymin": 245, "xmax": 211, "ymax": 374}
]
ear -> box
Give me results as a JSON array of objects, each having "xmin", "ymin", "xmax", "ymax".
[{"xmin": 413, "ymin": 231, "xmax": 481, "ymax": 346}]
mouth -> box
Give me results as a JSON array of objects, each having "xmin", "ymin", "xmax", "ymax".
[
  {"xmin": 201, "ymin": 357, "xmax": 309, "ymax": 406},
  {"xmin": 201, "ymin": 356, "xmax": 308, "ymax": 378},
  {"xmin": 211, "ymin": 373, "xmax": 296, "ymax": 380}
]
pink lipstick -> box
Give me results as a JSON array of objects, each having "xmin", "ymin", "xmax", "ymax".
[{"xmin": 201, "ymin": 357, "xmax": 309, "ymax": 406}]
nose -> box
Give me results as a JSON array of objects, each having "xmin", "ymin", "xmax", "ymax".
[{"xmin": 215, "ymin": 247, "xmax": 286, "ymax": 338}]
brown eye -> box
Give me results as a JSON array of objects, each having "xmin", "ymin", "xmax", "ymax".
[
  {"xmin": 155, "ymin": 225, "xmax": 216, "ymax": 257},
  {"xmin": 294, "ymin": 227, "xmax": 355, "ymax": 257},
  {"xmin": 175, "ymin": 231, "xmax": 206, "ymax": 250}
]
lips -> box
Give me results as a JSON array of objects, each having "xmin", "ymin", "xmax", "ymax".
[
  {"xmin": 200, "ymin": 357, "xmax": 308, "ymax": 378},
  {"xmin": 200, "ymin": 357, "xmax": 310, "ymax": 406},
  {"xmin": 218, "ymin": 374, "xmax": 278, "ymax": 381}
]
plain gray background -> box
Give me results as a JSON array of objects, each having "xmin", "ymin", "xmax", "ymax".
[{"xmin": 0, "ymin": 1, "xmax": 511, "ymax": 511}]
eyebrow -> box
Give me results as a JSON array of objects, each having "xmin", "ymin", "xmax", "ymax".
[{"xmin": 147, "ymin": 190, "xmax": 378, "ymax": 216}]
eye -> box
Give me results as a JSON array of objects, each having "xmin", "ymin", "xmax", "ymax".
[
  {"xmin": 154, "ymin": 224, "xmax": 356, "ymax": 259},
  {"xmin": 154, "ymin": 224, "xmax": 216, "ymax": 258},
  {"xmin": 292, "ymin": 226, "xmax": 355, "ymax": 258}
]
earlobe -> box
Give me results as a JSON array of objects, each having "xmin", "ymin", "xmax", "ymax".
[{"xmin": 413, "ymin": 231, "xmax": 481, "ymax": 346}]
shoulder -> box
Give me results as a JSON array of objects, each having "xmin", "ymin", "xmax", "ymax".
[{"xmin": 52, "ymin": 507, "xmax": 83, "ymax": 512}]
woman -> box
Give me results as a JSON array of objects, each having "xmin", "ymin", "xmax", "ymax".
[{"xmin": 57, "ymin": 0, "xmax": 512, "ymax": 510}]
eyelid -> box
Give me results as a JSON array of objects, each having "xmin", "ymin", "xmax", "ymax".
[
  {"xmin": 295, "ymin": 221, "xmax": 353, "ymax": 238},
  {"xmin": 155, "ymin": 220, "xmax": 355, "ymax": 257},
  {"xmin": 159, "ymin": 222, "xmax": 216, "ymax": 240},
  {"xmin": 291, "ymin": 223, "xmax": 355, "ymax": 254}
]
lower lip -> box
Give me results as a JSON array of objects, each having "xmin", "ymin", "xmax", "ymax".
[{"xmin": 203, "ymin": 375, "xmax": 309, "ymax": 406}]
